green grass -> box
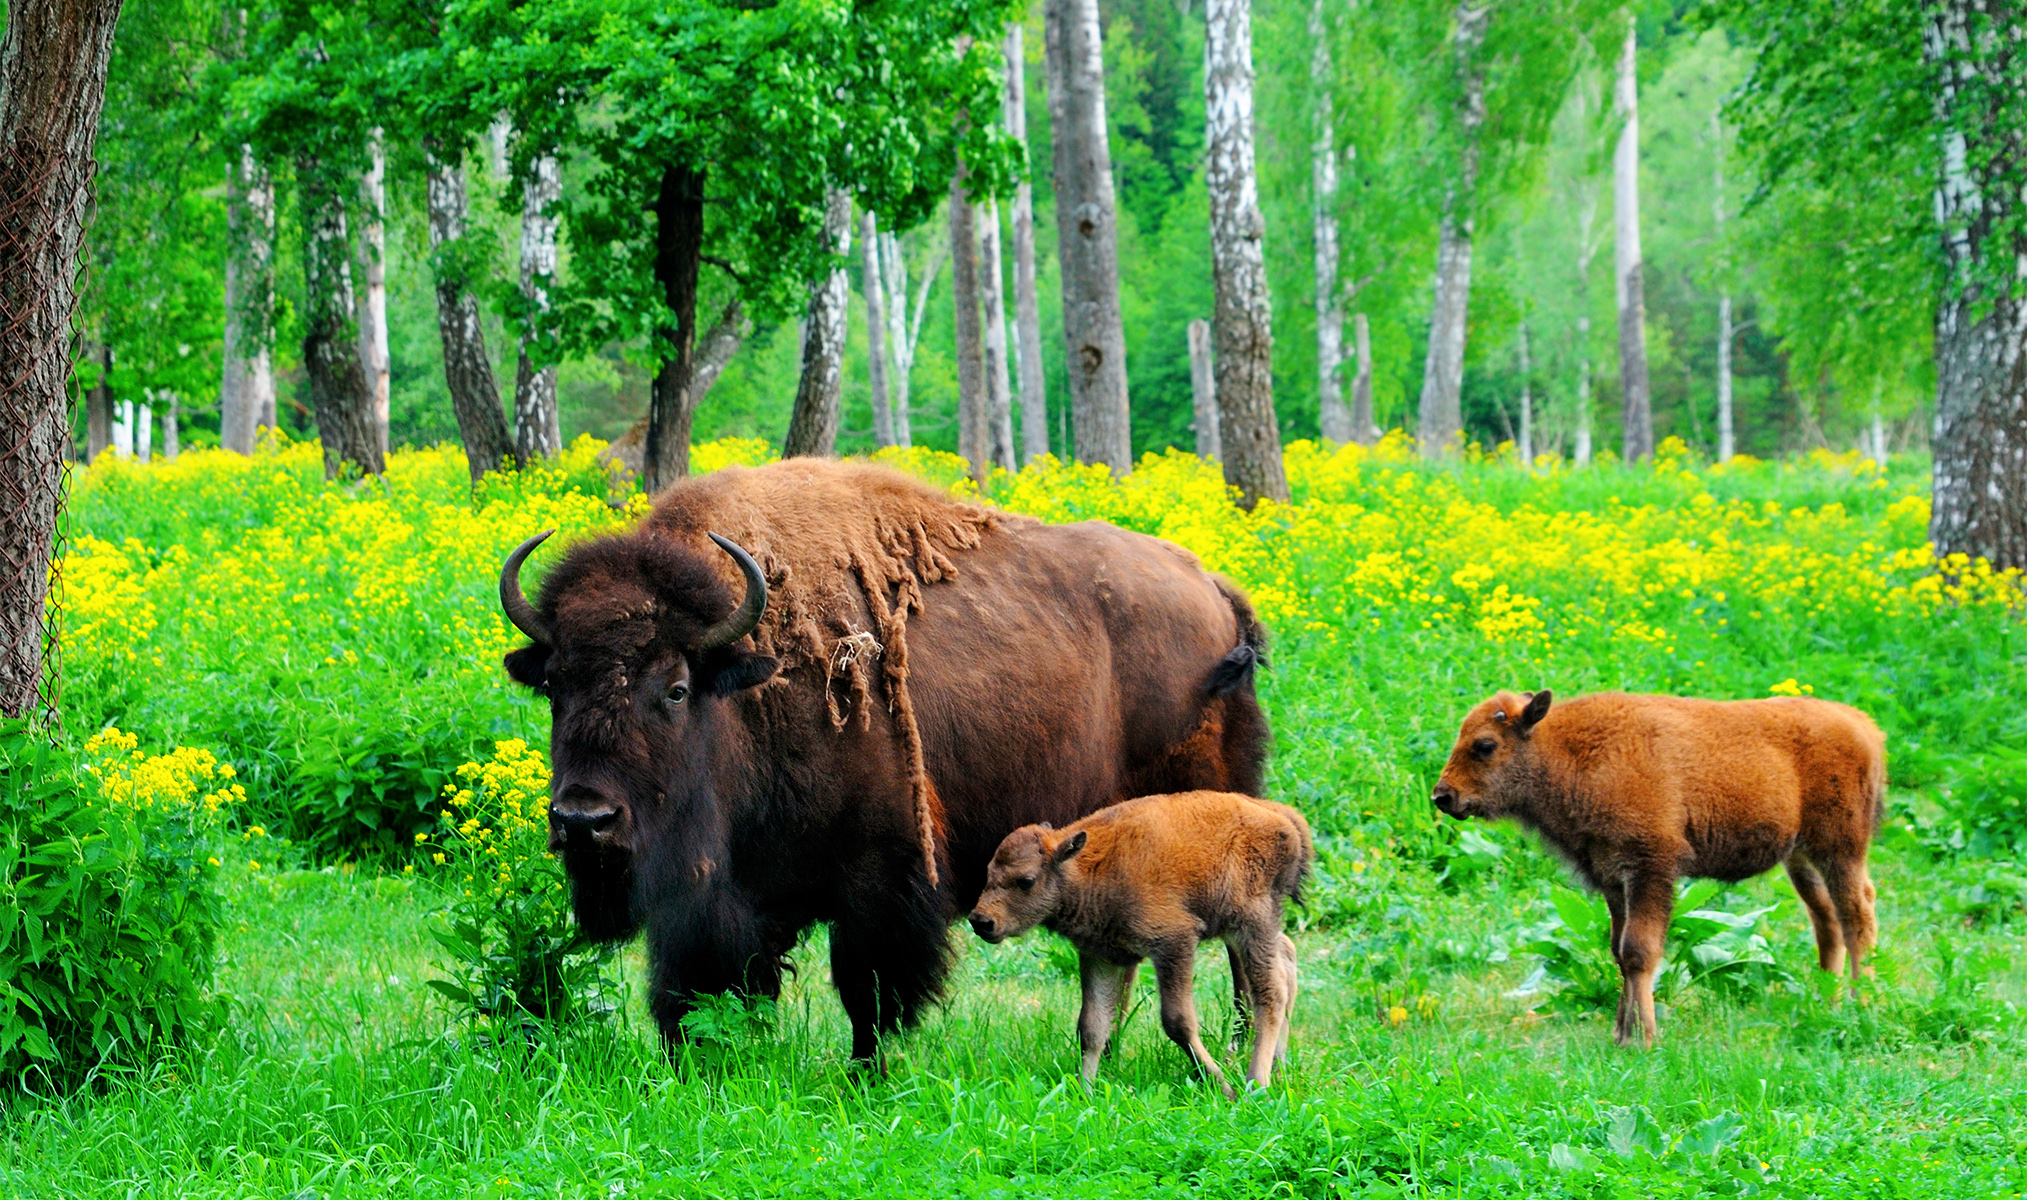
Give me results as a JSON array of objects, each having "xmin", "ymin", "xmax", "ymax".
[{"xmin": 11, "ymin": 441, "xmax": 2025, "ymax": 1196}]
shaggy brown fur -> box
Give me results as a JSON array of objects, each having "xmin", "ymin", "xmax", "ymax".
[
  {"xmin": 970, "ymin": 791, "xmax": 1313, "ymax": 1095},
  {"xmin": 1433, "ymin": 689, "xmax": 1886, "ymax": 1047},
  {"xmin": 505, "ymin": 459, "xmax": 1271, "ymax": 1061}
]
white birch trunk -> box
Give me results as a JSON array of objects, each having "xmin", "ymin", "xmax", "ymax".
[
  {"xmin": 1574, "ymin": 149, "xmax": 1601, "ymax": 468},
  {"xmin": 1189, "ymin": 317, "xmax": 1220, "ymax": 460},
  {"xmin": 1310, "ymin": 0, "xmax": 1348, "ymax": 444},
  {"xmin": 1005, "ymin": 23, "xmax": 1049, "ymax": 465},
  {"xmin": 356, "ymin": 130, "xmax": 391, "ymax": 454},
  {"xmin": 1518, "ymin": 320, "xmax": 1533, "ymax": 466},
  {"xmin": 1613, "ymin": 18, "xmax": 1651, "ymax": 462},
  {"xmin": 1205, "ymin": 0, "xmax": 1286, "ymax": 505},
  {"xmin": 221, "ymin": 144, "xmax": 275, "ymax": 455},
  {"xmin": 162, "ymin": 394, "xmax": 179, "ymax": 460},
  {"xmin": 515, "ymin": 152, "xmax": 562, "ymax": 459},
  {"xmin": 784, "ymin": 187, "xmax": 853, "ymax": 459},
  {"xmin": 1416, "ymin": 2, "xmax": 1488, "ymax": 459},
  {"xmin": 1716, "ymin": 294, "xmax": 1734, "ymax": 462},
  {"xmin": 1046, "ymin": 0, "xmax": 1132, "ymax": 471},
  {"xmin": 950, "ymin": 175, "xmax": 990, "ymax": 478},
  {"xmin": 979, "ymin": 197, "xmax": 1017, "ymax": 469},
  {"xmin": 860, "ymin": 209, "xmax": 895, "ymax": 447},
  {"xmin": 1351, "ymin": 310, "xmax": 1375, "ymax": 443}
]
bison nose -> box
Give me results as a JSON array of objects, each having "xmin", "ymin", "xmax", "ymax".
[
  {"xmin": 550, "ymin": 785, "xmax": 622, "ymax": 846},
  {"xmin": 1432, "ymin": 782, "xmax": 1460, "ymax": 815},
  {"xmin": 968, "ymin": 912, "xmax": 999, "ymax": 941}
]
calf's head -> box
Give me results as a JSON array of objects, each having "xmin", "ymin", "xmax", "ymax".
[
  {"xmin": 499, "ymin": 528, "xmax": 779, "ymax": 944},
  {"xmin": 969, "ymin": 825, "xmax": 1088, "ymax": 943},
  {"xmin": 1432, "ymin": 688, "xmax": 1552, "ymax": 819}
]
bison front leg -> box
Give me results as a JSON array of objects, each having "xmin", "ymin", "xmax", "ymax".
[
  {"xmin": 1077, "ymin": 952, "xmax": 1135, "ymax": 1084},
  {"xmin": 1153, "ymin": 944, "xmax": 1233, "ymax": 1100},
  {"xmin": 1614, "ymin": 874, "xmax": 1674, "ymax": 1049},
  {"xmin": 829, "ymin": 898, "xmax": 953, "ymax": 1064}
]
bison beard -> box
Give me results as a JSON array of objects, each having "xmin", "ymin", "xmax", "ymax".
[{"xmin": 503, "ymin": 459, "xmax": 1269, "ymax": 1061}]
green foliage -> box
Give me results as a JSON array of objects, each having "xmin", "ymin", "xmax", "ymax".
[{"xmin": 0, "ymin": 723, "xmax": 241, "ymax": 1089}]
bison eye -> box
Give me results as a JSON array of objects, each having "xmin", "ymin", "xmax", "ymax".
[
  {"xmin": 1016, "ymin": 876, "xmax": 1036, "ymax": 891},
  {"xmin": 1472, "ymin": 737, "xmax": 1498, "ymax": 758},
  {"xmin": 666, "ymin": 681, "xmax": 690, "ymax": 706}
]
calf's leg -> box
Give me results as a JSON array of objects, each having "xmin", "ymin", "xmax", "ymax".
[
  {"xmin": 1783, "ymin": 851, "xmax": 1847, "ymax": 975},
  {"xmin": 1154, "ymin": 944, "xmax": 1233, "ymax": 1099},
  {"xmin": 1226, "ymin": 941, "xmax": 1253, "ymax": 1051},
  {"xmin": 1819, "ymin": 855, "xmax": 1878, "ymax": 979},
  {"xmin": 1077, "ymin": 952, "xmax": 1136, "ymax": 1084},
  {"xmin": 1614, "ymin": 874, "xmax": 1675, "ymax": 1049},
  {"xmin": 1603, "ymin": 886, "xmax": 1631, "ymax": 1036},
  {"xmin": 1275, "ymin": 933, "xmax": 1298, "ymax": 1062},
  {"xmin": 1233, "ymin": 926, "xmax": 1291, "ymax": 1089}
]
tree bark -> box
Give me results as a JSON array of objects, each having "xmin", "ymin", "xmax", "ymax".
[
  {"xmin": 86, "ymin": 341, "xmax": 112, "ymax": 461},
  {"xmin": 1613, "ymin": 17, "xmax": 1651, "ymax": 462},
  {"xmin": 645, "ymin": 164, "xmax": 706, "ymax": 491},
  {"xmin": 1517, "ymin": 320, "xmax": 1533, "ymax": 466},
  {"xmin": 356, "ymin": 129, "xmax": 390, "ymax": 454},
  {"xmin": 1925, "ymin": 2, "xmax": 2027, "ymax": 569},
  {"xmin": 979, "ymin": 197, "xmax": 1017, "ymax": 469},
  {"xmin": 161, "ymin": 393, "xmax": 178, "ymax": 460},
  {"xmin": 1189, "ymin": 317, "xmax": 1220, "ymax": 460},
  {"xmin": 1205, "ymin": 0, "xmax": 1286, "ymax": 506},
  {"xmin": 1711, "ymin": 108, "xmax": 1733, "ymax": 463},
  {"xmin": 299, "ymin": 161, "xmax": 383, "ymax": 480},
  {"xmin": 601, "ymin": 300, "xmax": 746, "ymax": 478},
  {"xmin": 1573, "ymin": 149, "xmax": 1601, "ymax": 467},
  {"xmin": 1351, "ymin": 310, "xmax": 1375, "ymax": 444},
  {"xmin": 221, "ymin": 144, "xmax": 275, "ymax": 455},
  {"xmin": 950, "ymin": 170, "xmax": 990, "ymax": 481},
  {"xmin": 1416, "ymin": 2, "xmax": 1488, "ymax": 460},
  {"xmin": 0, "ymin": 0, "xmax": 125, "ymax": 719},
  {"xmin": 1045, "ymin": 0, "xmax": 1132, "ymax": 471},
  {"xmin": 860, "ymin": 208, "xmax": 895, "ymax": 447},
  {"xmin": 515, "ymin": 152, "xmax": 562, "ymax": 460},
  {"xmin": 785, "ymin": 186, "xmax": 852, "ymax": 459},
  {"xmin": 1005, "ymin": 23, "xmax": 1049, "ymax": 465},
  {"xmin": 880, "ymin": 229, "xmax": 942, "ymax": 448},
  {"xmin": 425, "ymin": 142, "xmax": 514, "ymax": 483},
  {"xmin": 1309, "ymin": 0, "xmax": 1348, "ymax": 445}
]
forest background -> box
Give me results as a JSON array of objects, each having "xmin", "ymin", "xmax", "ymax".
[{"xmin": 83, "ymin": 0, "xmax": 1929, "ymax": 473}]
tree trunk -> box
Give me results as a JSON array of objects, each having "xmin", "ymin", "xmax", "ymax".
[
  {"xmin": 1716, "ymin": 293, "xmax": 1733, "ymax": 462},
  {"xmin": 515, "ymin": 152, "xmax": 562, "ymax": 460},
  {"xmin": 950, "ymin": 170, "xmax": 990, "ymax": 480},
  {"xmin": 860, "ymin": 209, "xmax": 895, "ymax": 447},
  {"xmin": 299, "ymin": 161, "xmax": 383, "ymax": 481},
  {"xmin": 161, "ymin": 393, "xmax": 178, "ymax": 459},
  {"xmin": 1926, "ymin": 2, "xmax": 2027, "ymax": 569},
  {"xmin": 1205, "ymin": 0, "xmax": 1286, "ymax": 506},
  {"xmin": 1309, "ymin": 0, "xmax": 1348, "ymax": 445},
  {"xmin": 645, "ymin": 164, "xmax": 706, "ymax": 491},
  {"xmin": 221, "ymin": 144, "xmax": 274, "ymax": 455},
  {"xmin": 1416, "ymin": 2, "xmax": 1488, "ymax": 459},
  {"xmin": 356, "ymin": 129, "xmax": 390, "ymax": 454},
  {"xmin": 1574, "ymin": 164, "xmax": 1600, "ymax": 467},
  {"xmin": 1189, "ymin": 317, "xmax": 1220, "ymax": 460},
  {"xmin": 1351, "ymin": 310, "xmax": 1375, "ymax": 444},
  {"xmin": 86, "ymin": 341, "xmax": 111, "ymax": 461},
  {"xmin": 425, "ymin": 142, "xmax": 514, "ymax": 483},
  {"xmin": 1613, "ymin": 17, "xmax": 1651, "ymax": 462},
  {"xmin": 601, "ymin": 300, "xmax": 747, "ymax": 479},
  {"xmin": 979, "ymin": 197, "xmax": 1017, "ymax": 469},
  {"xmin": 881, "ymin": 229, "xmax": 941, "ymax": 448},
  {"xmin": 1005, "ymin": 23, "xmax": 1048, "ymax": 465},
  {"xmin": 785, "ymin": 186, "xmax": 852, "ymax": 459},
  {"xmin": 0, "ymin": 0, "xmax": 124, "ymax": 718},
  {"xmin": 1045, "ymin": 0, "xmax": 1132, "ymax": 471},
  {"xmin": 1517, "ymin": 320, "xmax": 1533, "ymax": 466}
]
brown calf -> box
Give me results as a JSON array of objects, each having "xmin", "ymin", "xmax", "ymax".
[
  {"xmin": 969, "ymin": 790, "xmax": 1313, "ymax": 1096},
  {"xmin": 1433, "ymin": 689, "xmax": 1885, "ymax": 1046}
]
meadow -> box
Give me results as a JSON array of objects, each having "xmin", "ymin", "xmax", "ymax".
[{"xmin": 3, "ymin": 436, "xmax": 2023, "ymax": 1197}]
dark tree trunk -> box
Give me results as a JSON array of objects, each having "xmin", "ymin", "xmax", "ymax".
[
  {"xmin": 1926, "ymin": 1, "xmax": 2027, "ymax": 570},
  {"xmin": 646, "ymin": 164, "xmax": 706, "ymax": 491},
  {"xmin": 0, "ymin": 0, "xmax": 126, "ymax": 719},
  {"xmin": 86, "ymin": 341, "xmax": 112, "ymax": 461},
  {"xmin": 950, "ymin": 167, "xmax": 990, "ymax": 482},
  {"xmin": 1045, "ymin": 0, "xmax": 1132, "ymax": 471},
  {"xmin": 425, "ymin": 142, "xmax": 514, "ymax": 482},
  {"xmin": 299, "ymin": 160, "xmax": 383, "ymax": 480},
  {"xmin": 785, "ymin": 187, "xmax": 852, "ymax": 459}
]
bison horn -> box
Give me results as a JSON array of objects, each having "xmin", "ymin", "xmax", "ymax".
[
  {"xmin": 697, "ymin": 533, "xmax": 768, "ymax": 650},
  {"xmin": 500, "ymin": 530, "xmax": 555, "ymax": 646}
]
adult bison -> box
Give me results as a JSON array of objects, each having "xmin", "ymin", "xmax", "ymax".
[{"xmin": 499, "ymin": 459, "xmax": 1269, "ymax": 1059}]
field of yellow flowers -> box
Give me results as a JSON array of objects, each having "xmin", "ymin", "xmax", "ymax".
[{"xmin": 12, "ymin": 432, "xmax": 2021, "ymax": 1198}]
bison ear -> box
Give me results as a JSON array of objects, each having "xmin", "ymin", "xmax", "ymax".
[
  {"xmin": 1050, "ymin": 829, "xmax": 1088, "ymax": 866},
  {"xmin": 701, "ymin": 650, "xmax": 779, "ymax": 697},
  {"xmin": 1517, "ymin": 688, "xmax": 1553, "ymax": 735},
  {"xmin": 505, "ymin": 645, "xmax": 552, "ymax": 692}
]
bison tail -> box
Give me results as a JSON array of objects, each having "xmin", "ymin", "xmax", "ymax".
[
  {"xmin": 1206, "ymin": 644, "xmax": 1260, "ymax": 698},
  {"xmin": 1214, "ymin": 575, "xmax": 1269, "ymax": 664}
]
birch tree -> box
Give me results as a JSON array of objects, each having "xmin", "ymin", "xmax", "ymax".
[
  {"xmin": 860, "ymin": 209, "xmax": 896, "ymax": 446},
  {"xmin": 1350, "ymin": 311, "xmax": 1375, "ymax": 444},
  {"xmin": 1712, "ymin": 110, "xmax": 1734, "ymax": 463},
  {"xmin": 300, "ymin": 164, "xmax": 384, "ymax": 479},
  {"xmin": 1612, "ymin": 16, "xmax": 1651, "ymax": 462},
  {"xmin": 979, "ymin": 197, "xmax": 1017, "ymax": 468},
  {"xmin": 1415, "ymin": 2, "xmax": 1489, "ymax": 459},
  {"xmin": 515, "ymin": 152, "xmax": 562, "ymax": 459},
  {"xmin": 425, "ymin": 141, "xmax": 515, "ymax": 481},
  {"xmin": 1004, "ymin": 23, "xmax": 1048, "ymax": 465},
  {"xmin": 1188, "ymin": 317, "xmax": 1220, "ymax": 460},
  {"xmin": 1205, "ymin": 0, "xmax": 1287, "ymax": 506},
  {"xmin": 880, "ymin": 228, "xmax": 947, "ymax": 448},
  {"xmin": 1045, "ymin": 0, "xmax": 1132, "ymax": 471},
  {"xmin": 950, "ymin": 172, "xmax": 991, "ymax": 478},
  {"xmin": 784, "ymin": 187, "xmax": 853, "ymax": 458},
  {"xmin": 221, "ymin": 147, "xmax": 276, "ymax": 454},
  {"xmin": 356, "ymin": 131, "xmax": 391, "ymax": 453},
  {"xmin": 1310, "ymin": 0, "xmax": 1350, "ymax": 445}
]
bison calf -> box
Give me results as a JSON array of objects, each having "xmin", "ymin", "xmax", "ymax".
[
  {"xmin": 1433, "ymin": 689, "xmax": 1885, "ymax": 1047},
  {"xmin": 969, "ymin": 790, "xmax": 1312, "ymax": 1096}
]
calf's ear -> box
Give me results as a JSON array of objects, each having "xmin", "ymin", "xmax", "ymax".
[
  {"xmin": 1517, "ymin": 688, "xmax": 1553, "ymax": 734},
  {"xmin": 1049, "ymin": 829, "xmax": 1088, "ymax": 866}
]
